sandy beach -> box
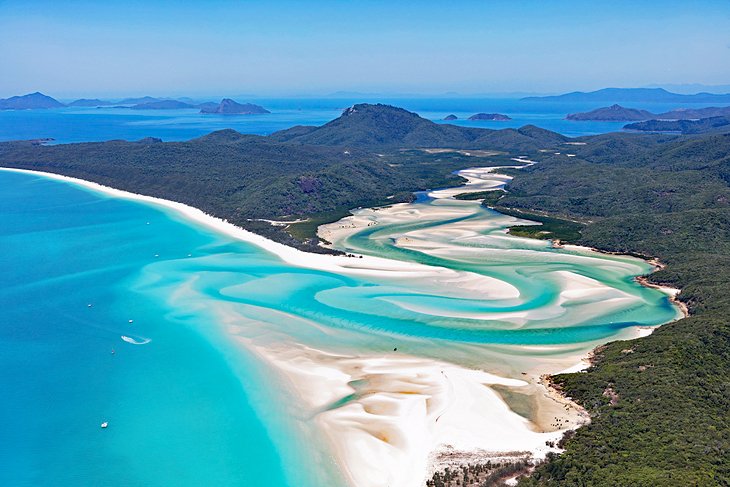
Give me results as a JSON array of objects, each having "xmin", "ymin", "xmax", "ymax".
[
  {"xmin": 238, "ymin": 339, "xmax": 586, "ymax": 487},
  {"xmin": 2, "ymin": 166, "xmax": 683, "ymax": 487}
]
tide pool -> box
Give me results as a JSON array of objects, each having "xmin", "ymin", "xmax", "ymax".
[{"xmin": 0, "ymin": 168, "xmax": 680, "ymax": 486}]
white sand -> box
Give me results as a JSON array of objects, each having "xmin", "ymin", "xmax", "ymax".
[
  {"xmin": 4, "ymin": 167, "xmax": 582, "ymax": 485},
  {"xmin": 2, "ymin": 166, "xmax": 676, "ymax": 487},
  {"xmin": 243, "ymin": 341, "xmax": 583, "ymax": 487}
]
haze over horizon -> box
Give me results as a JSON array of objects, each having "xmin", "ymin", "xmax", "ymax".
[{"xmin": 1, "ymin": 0, "xmax": 729, "ymax": 98}]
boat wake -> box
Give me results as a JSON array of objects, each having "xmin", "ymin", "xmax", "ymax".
[{"xmin": 121, "ymin": 335, "xmax": 151, "ymax": 345}]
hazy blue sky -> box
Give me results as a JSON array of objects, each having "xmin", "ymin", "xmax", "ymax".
[{"xmin": 1, "ymin": 0, "xmax": 729, "ymax": 97}]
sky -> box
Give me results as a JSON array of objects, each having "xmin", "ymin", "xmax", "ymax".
[{"xmin": 1, "ymin": 0, "xmax": 729, "ymax": 98}]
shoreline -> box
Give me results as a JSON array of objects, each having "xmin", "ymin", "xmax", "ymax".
[
  {"xmin": 559, "ymin": 244, "xmax": 688, "ymax": 321},
  {"xmin": 1, "ymin": 166, "xmax": 684, "ymax": 487},
  {"xmin": 316, "ymin": 164, "xmax": 688, "ymax": 483},
  {"xmin": 635, "ymin": 273, "xmax": 689, "ymax": 320},
  {"xmin": 0, "ymin": 167, "xmax": 471, "ymax": 281}
]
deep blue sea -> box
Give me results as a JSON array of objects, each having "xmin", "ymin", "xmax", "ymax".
[{"xmin": 1, "ymin": 97, "xmax": 728, "ymax": 143}]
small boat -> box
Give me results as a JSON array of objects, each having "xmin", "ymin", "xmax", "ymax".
[
  {"xmin": 128, "ymin": 319, "xmax": 134, "ymax": 323},
  {"xmin": 101, "ymin": 422, "xmax": 108, "ymax": 428}
]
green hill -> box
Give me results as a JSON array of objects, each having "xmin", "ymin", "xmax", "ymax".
[{"xmin": 271, "ymin": 103, "xmax": 563, "ymax": 151}]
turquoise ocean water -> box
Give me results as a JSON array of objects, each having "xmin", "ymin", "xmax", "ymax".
[
  {"xmin": 0, "ymin": 172, "xmax": 341, "ymax": 486},
  {"xmin": 0, "ymin": 170, "xmax": 679, "ymax": 486}
]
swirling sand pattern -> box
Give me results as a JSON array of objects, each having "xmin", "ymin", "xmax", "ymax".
[{"xmin": 0, "ymin": 167, "xmax": 680, "ymax": 487}]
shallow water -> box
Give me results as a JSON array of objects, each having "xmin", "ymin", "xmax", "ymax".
[{"xmin": 0, "ymin": 169, "xmax": 679, "ymax": 486}]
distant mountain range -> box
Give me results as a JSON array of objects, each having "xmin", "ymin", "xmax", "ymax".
[
  {"xmin": 567, "ymin": 104, "xmax": 730, "ymax": 121},
  {"xmin": 524, "ymin": 87, "xmax": 730, "ymax": 103},
  {"xmin": 0, "ymin": 92, "xmax": 270, "ymax": 114}
]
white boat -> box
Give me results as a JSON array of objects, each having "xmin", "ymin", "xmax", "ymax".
[{"xmin": 101, "ymin": 422, "xmax": 108, "ymax": 428}]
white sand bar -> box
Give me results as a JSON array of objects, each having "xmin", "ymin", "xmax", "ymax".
[{"xmin": 2, "ymin": 166, "xmax": 681, "ymax": 487}]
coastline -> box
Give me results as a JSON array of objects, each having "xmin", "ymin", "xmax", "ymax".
[
  {"xmin": 316, "ymin": 164, "xmax": 687, "ymax": 482},
  {"xmin": 1, "ymin": 166, "xmax": 684, "ymax": 487},
  {"xmin": 635, "ymin": 274, "xmax": 689, "ymax": 320}
]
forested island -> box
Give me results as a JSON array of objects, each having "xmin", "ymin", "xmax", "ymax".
[
  {"xmin": 566, "ymin": 104, "xmax": 654, "ymax": 121},
  {"xmin": 468, "ymin": 113, "xmax": 511, "ymax": 121},
  {"xmin": 625, "ymin": 116, "xmax": 730, "ymax": 134},
  {"xmin": 0, "ymin": 104, "xmax": 729, "ymax": 485},
  {"xmin": 567, "ymin": 104, "xmax": 730, "ymax": 122}
]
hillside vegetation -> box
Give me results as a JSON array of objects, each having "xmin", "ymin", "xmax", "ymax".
[
  {"xmin": 270, "ymin": 103, "xmax": 564, "ymax": 150},
  {"xmin": 0, "ymin": 105, "xmax": 555, "ymax": 252},
  {"xmin": 625, "ymin": 116, "xmax": 730, "ymax": 134},
  {"xmin": 506, "ymin": 132, "xmax": 730, "ymax": 486}
]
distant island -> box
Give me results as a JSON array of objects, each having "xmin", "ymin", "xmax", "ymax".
[
  {"xmin": 130, "ymin": 100, "xmax": 196, "ymax": 110},
  {"xmin": 443, "ymin": 114, "xmax": 458, "ymax": 120},
  {"xmin": 566, "ymin": 104, "xmax": 654, "ymax": 121},
  {"xmin": 659, "ymin": 106, "xmax": 730, "ymax": 119},
  {"xmin": 625, "ymin": 116, "xmax": 730, "ymax": 134},
  {"xmin": 468, "ymin": 113, "xmax": 511, "ymax": 121},
  {"xmin": 523, "ymin": 87, "xmax": 730, "ymax": 103},
  {"xmin": 0, "ymin": 92, "xmax": 270, "ymax": 115},
  {"xmin": 0, "ymin": 92, "xmax": 65, "ymax": 110},
  {"xmin": 567, "ymin": 104, "xmax": 730, "ymax": 121},
  {"xmin": 199, "ymin": 99, "xmax": 270, "ymax": 114},
  {"xmin": 118, "ymin": 96, "xmax": 164, "ymax": 105},
  {"xmin": 68, "ymin": 98, "xmax": 115, "ymax": 107}
]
